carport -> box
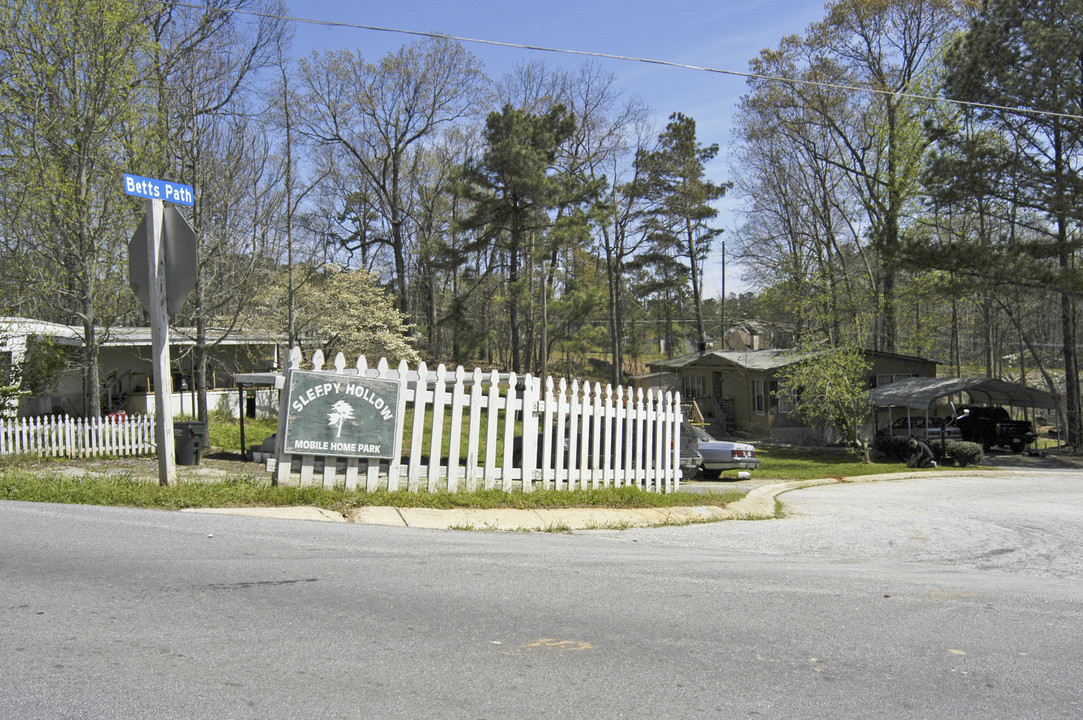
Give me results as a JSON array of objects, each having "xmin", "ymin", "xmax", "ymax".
[{"xmin": 868, "ymin": 376, "xmax": 1059, "ymax": 451}]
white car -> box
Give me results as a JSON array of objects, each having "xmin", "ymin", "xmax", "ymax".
[
  {"xmin": 682, "ymin": 422, "xmax": 759, "ymax": 480},
  {"xmin": 876, "ymin": 416, "xmax": 961, "ymax": 441}
]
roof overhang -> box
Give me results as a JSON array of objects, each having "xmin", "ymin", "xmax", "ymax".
[
  {"xmin": 1, "ymin": 318, "xmax": 282, "ymax": 349},
  {"xmin": 869, "ymin": 377, "xmax": 1057, "ymax": 411},
  {"xmin": 235, "ymin": 372, "xmax": 283, "ymax": 387},
  {"xmin": 649, "ymin": 349, "xmax": 815, "ymax": 372},
  {"xmin": 651, "ymin": 348, "xmax": 937, "ymax": 374}
]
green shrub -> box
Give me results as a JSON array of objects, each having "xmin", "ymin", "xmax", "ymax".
[
  {"xmin": 943, "ymin": 439, "xmax": 984, "ymax": 467},
  {"xmin": 872, "ymin": 434, "xmax": 911, "ymax": 461},
  {"xmin": 872, "ymin": 435, "xmax": 984, "ymax": 467}
]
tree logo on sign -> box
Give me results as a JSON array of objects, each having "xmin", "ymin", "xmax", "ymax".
[{"xmin": 328, "ymin": 400, "xmax": 355, "ymax": 438}]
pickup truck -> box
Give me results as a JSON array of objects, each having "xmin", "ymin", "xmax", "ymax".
[{"xmin": 952, "ymin": 406, "xmax": 1035, "ymax": 453}]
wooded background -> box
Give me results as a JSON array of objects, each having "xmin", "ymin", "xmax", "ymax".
[{"xmin": 1, "ymin": 0, "xmax": 1080, "ymax": 440}]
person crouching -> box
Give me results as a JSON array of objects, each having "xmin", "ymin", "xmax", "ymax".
[{"xmin": 907, "ymin": 437, "xmax": 937, "ymax": 468}]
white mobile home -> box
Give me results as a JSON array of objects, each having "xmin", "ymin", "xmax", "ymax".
[{"xmin": 1, "ymin": 317, "xmax": 280, "ymax": 418}]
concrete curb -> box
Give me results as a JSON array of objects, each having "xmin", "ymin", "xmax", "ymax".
[
  {"xmin": 184, "ymin": 504, "xmax": 751, "ymax": 531},
  {"xmin": 182, "ymin": 470, "xmax": 995, "ymax": 531},
  {"xmin": 184, "ymin": 506, "xmax": 348, "ymax": 523},
  {"xmin": 183, "ymin": 481, "xmax": 798, "ymax": 531},
  {"xmin": 723, "ymin": 477, "xmax": 840, "ymax": 518}
]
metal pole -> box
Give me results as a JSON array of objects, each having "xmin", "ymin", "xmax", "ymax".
[
  {"xmin": 239, "ymin": 385, "xmax": 247, "ymax": 461},
  {"xmin": 146, "ymin": 198, "xmax": 176, "ymax": 486}
]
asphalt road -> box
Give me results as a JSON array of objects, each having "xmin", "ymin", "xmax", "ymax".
[{"xmin": 2, "ymin": 471, "xmax": 1081, "ymax": 719}]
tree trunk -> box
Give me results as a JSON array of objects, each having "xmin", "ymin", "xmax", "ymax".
[
  {"xmin": 524, "ymin": 231, "xmax": 536, "ymax": 376},
  {"xmin": 1060, "ymin": 266, "xmax": 1081, "ymax": 447},
  {"xmin": 1054, "ymin": 120, "xmax": 1081, "ymax": 447},
  {"xmin": 601, "ymin": 219, "xmax": 625, "ymax": 388},
  {"xmin": 950, "ymin": 291, "xmax": 961, "ymax": 378},
  {"xmin": 540, "ymin": 259, "xmax": 548, "ymax": 380},
  {"xmin": 80, "ymin": 228, "xmax": 101, "ymax": 418},
  {"xmin": 426, "ymin": 264, "xmax": 438, "ymax": 356},
  {"xmin": 509, "ymin": 226, "xmax": 521, "ymax": 374},
  {"xmin": 82, "ymin": 316, "xmax": 101, "ymax": 418},
  {"xmin": 880, "ymin": 98, "xmax": 899, "ymax": 354},
  {"xmin": 686, "ymin": 219, "xmax": 707, "ymax": 351},
  {"xmin": 608, "ymin": 257, "xmax": 623, "ymax": 387}
]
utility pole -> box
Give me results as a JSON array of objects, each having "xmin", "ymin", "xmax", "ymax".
[{"xmin": 719, "ymin": 240, "xmax": 726, "ymax": 350}]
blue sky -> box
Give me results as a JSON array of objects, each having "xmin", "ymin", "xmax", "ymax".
[{"xmin": 285, "ymin": 0, "xmax": 832, "ymax": 295}]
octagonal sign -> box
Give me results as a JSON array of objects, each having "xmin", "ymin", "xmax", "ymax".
[{"xmin": 128, "ymin": 206, "xmax": 198, "ymax": 316}]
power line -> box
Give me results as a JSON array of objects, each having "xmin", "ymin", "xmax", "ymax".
[{"xmin": 167, "ymin": 1, "xmax": 1083, "ymax": 123}]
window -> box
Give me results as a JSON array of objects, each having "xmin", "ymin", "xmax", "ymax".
[
  {"xmin": 874, "ymin": 373, "xmax": 915, "ymax": 388},
  {"xmin": 754, "ymin": 379, "xmax": 765, "ymax": 414},
  {"xmin": 765, "ymin": 379, "xmax": 795, "ymax": 415},
  {"xmin": 775, "ymin": 380, "xmax": 795, "ymax": 414},
  {"xmin": 683, "ymin": 374, "xmax": 705, "ymax": 400}
]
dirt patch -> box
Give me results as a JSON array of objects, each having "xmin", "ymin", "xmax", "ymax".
[{"xmin": 5, "ymin": 453, "xmax": 270, "ymax": 484}]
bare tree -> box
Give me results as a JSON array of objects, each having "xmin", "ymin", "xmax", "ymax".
[
  {"xmin": 154, "ymin": 0, "xmax": 289, "ymax": 421},
  {"xmin": 297, "ymin": 37, "xmax": 490, "ymax": 316}
]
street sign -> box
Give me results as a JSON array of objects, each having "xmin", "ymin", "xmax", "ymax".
[
  {"xmin": 128, "ymin": 206, "xmax": 197, "ymax": 316},
  {"xmin": 282, "ymin": 370, "xmax": 400, "ymax": 459},
  {"xmin": 123, "ymin": 173, "xmax": 194, "ymax": 207},
  {"xmin": 123, "ymin": 171, "xmax": 197, "ymax": 487}
]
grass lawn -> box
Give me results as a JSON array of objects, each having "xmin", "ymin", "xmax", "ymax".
[
  {"xmin": 751, "ymin": 446, "xmax": 912, "ymax": 481},
  {"xmin": 207, "ymin": 415, "xmax": 278, "ymax": 455},
  {"xmin": 0, "ymin": 462, "xmax": 745, "ymax": 513},
  {"xmin": 3, "ymin": 412, "xmax": 748, "ymax": 512},
  {"xmin": 208, "ymin": 416, "xmax": 919, "ymax": 481},
  {"xmin": 0, "ymin": 416, "xmax": 948, "ymax": 515}
]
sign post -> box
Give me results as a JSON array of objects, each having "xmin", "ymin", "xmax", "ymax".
[
  {"xmin": 145, "ymin": 197, "xmax": 176, "ymax": 486},
  {"xmin": 124, "ymin": 173, "xmax": 195, "ymax": 487}
]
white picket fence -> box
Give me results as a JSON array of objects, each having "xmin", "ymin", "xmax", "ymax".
[
  {"xmin": 0, "ymin": 414, "xmax": 156, "ymax": 459},
  {"xmin": 273, "ymin": 349, "xmax": 683, "ymax": 493}
]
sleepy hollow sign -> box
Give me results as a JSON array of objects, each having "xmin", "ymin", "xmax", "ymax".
[{"xmin": 282, "ymin": 370, "xmax": 399, "ymax": 459}]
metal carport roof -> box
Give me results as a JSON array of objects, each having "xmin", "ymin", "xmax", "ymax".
[{"xmin": 868, "ymin": 377, "xmax": 1058, "ymax": 411}]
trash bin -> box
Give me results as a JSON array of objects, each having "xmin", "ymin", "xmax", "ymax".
[{"xmin": 174, "ymin": 421, "xmax": 208, "ymax": 466}]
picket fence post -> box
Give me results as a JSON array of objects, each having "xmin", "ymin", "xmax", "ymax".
[
  {"xmin": 540, "ymin": 377, "xmax": 556, "ymax": 490},
  {"xmin": 465, "ymin": 368, "xmax": 483, "ymax": 492},
  {"xmin": 0, "ymin": 413, "xmax": 156, "ymax": 460},
  {"xmin": 500, "ymin": 372, "xmax": 516, "ymax": 493},
  {"xmin": 446, "ymin": 367, "xmax": 465, "ymax": 493},
  {"xmin": 519, "ymin": 375, "xmax": 539, "ymax": 493},
  {"xmin": 428, "ymin": 364, "xmax": 447, "ymax": 493}
]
